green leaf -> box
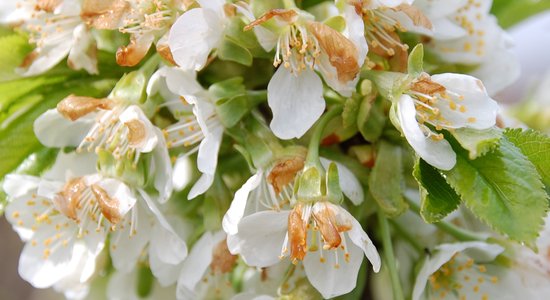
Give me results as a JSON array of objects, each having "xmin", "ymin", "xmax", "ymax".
[
  {"xmin": 369, "ymin": 142, "xmax": 407, "ymax": 217},
  {"xmin": 443, "ymin": 138, "xmax": 549, "ymax": 248},
  {"xmin": 342, "ymin": 96, "xmax": 361, "ymax": 128},
  {"xmin": 218, "ymin": 37, "xmax": 253, "ymax": 66},
  {"xmin": 413, "ymin": 158, "xmax": 461, "ymax": 223},
  {"xmin": 504, "ymin": 128, "xmax": 550, "ymax": 190},
  {"xmin": 491, "ymin": 0, "xmax": 550, "ymax": 28},
  {"xmin": 0, "ymin": 33, "xmax": 33, "ymax": 81},
  {"xmin": 0, "ymin": 78, "xmax": 115, "ymax": 182},
  {"xmin": 407, "ymin": 44, "xmax": 424, "ymax": 77},
  {"xmin": 450, "ymin": 127, "xmax": 502, "ymax": 159},
  {"xmin": 209, "ymin": 77, "xmax": 246, "ymax": 100},
  {"xmin": 357, "ymin": 97, "xmax": 386, "ymax": 143},
  {"xmin": 215, "ymin": 94, "xmax": 249, "ymax": 128}
]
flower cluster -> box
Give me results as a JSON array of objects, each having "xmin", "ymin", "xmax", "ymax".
[{"xmin": 0, "ymin": 0, "xmax": 548, "ymax": 300}]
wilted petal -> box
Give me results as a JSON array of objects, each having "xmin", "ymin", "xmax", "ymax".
[{"xmin": 268, "ymin": 67, "xmax": 325, "ymax": 139}]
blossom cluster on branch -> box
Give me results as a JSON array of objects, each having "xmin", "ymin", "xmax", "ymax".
[{"xmin": 0, "ymin": 0, "xmax": 549, "ymax": 299}]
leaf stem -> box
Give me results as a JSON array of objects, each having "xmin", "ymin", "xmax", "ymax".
[
  {"xmin": 405, "ymin": 197, "xmax": 486, "ymax": 242},
  {"xmin": 377, "ymin": 210, "xmax": 404, "ymax": 300},
  {"xmin": 306, "ymin": 106, "xmax": 343, "ymax": 167}
]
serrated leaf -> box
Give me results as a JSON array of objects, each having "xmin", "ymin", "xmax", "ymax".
[
  {"xmin": 413, "ymin": 158, "xmax": 460, "ymax": 223},
  {"xmin": 443, "ymin": 138, "xmax": 549, "ymax": 249},
  {"xmin": 504, "ymin": 128, "xmax": 550, "ymax": 190},
  {"xmin": 369, "ymin": 141, "xmax": 407, "ymax": 217},
  {"xmin": 450, "ymin": 127, "xmax": 502, "ymax": 159},
  {"xmin": 218, "ymin": 37, "xmax": 253, "ymax": 66}
]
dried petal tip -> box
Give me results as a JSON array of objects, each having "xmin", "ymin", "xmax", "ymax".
[
  {"xmin": 116, "ymin": 37, "xmax": 152, "ymax": 67},
  {"xmin": 244, "ymin": 9, "xmax": 298, "ymax": 31},
  {"xmin": 410, "ymin": 75, "xmax": 446, "ymax": 96},
  {"xmin": 288, "ymin": 204, "xmax": 307, "ymax": 263},
  {"xmin": 35, "ymin": 0, "xmax": 62, "ymax": 12},
  {"xmin": 210, "ymin": 239, "xmax": 238, "ymax": 274},
  {"xmin": 57, "ymin": 95, "xmax": 112, "ymax": 121},
  {"xmin": 81, "ymin": 0, "xmax": 130, "ymax": 30},
  {"xmin": 125, "ymin": 119, "xmax": 147, "ymax": 147},
  {"xmin": 54, "ymin": 177, "xmax": 86, "ymax": 221}
]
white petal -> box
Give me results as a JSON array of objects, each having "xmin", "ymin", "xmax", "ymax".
[
  {"xmin": 161, "ymin": 66, "xmax": 205, "ymax": 97},
  {"xmin": 197, "ymin": 0, "xmax": 226, "ymax": 16},
  {"xmin": 149, "ymin": 221, "xmax": 188, "ymax": 265},
  {"xmin": 149, "ymin": 248, "xmax": 182, "ymax": 286},
  {"xmin": 196, "ymin": 123, "xmax": 224, "ymax": 176},
  {"xmin": 320, "ymin": 158, "xmax": 364, "ymax": 206},
  {"xmin": 303, "ymin": 235, "xmax": 364, "ymax": 299},
  {"xmin": 338, "ymin": 208, "xmax": 381, "ymax": 272},
  {"xmin": 42, "ymin": 151, "xmax": 97, "ymax": 181},
  {"xmin": 222, "ymin": 172, "xmax": 263, "ymax": 235},
  {"xmin": 230, "ymin": 211, "xmax": 289, "ymax": 267},
  {"xmin": 109, "ymin": 205, "xmax": 152, "ymax": 272},
  {"xmin": 471, "ymin": 48, "xmax": 520, "ymax": 95},
  {"xmin": 3, "ymin": 174, "xmax": 40, "ymax": 198},
  {"xmin": 67, "ymin": 24, "xmax": 97, "ymax": 74},
  {"xmin": 317, "ymin": 53, "xmax": 357, "ymax": 97},
  {"xmin": 397, "ymin": 95, "xmax": 456, "ymax": 170},
  {"xmin": 34, "ymin": 109, "xmax": 94, "ymax": 148},
  {"xmin": 173, "ymin": 155, "xmax": 193, "ymax": 191},
  {"xmin": 17, "ymin": 39, "xmax": 72, "ymax": 76},
  {"xmin": 151, "ymin": 128, "xmax": 173, "ymax": 202},
  {"xmin": 343, "ymin": 4, "xmax": 368, "ymax": 66},
  {"xmin": 119, "ymin": 106, "xmax": 158, "ymax": 153},
  {"xmin": 268, "ymin": 67, "xmax": 325, "ymax": 139},
  {"xmin": 432, "ymin": 73, "xmax": 498, "ymax": 129},
  {"xmin": 169, "ymin": 8, "xmax": 224, "ymax": 71},
  {"xmin": 188, "ymin": 173, "xmax": 215, "ymax": 200},
  {"xmin": 412, "ymin": 241, "xmax": 504, "ymax": 300},
  {"xmin": 431, "ymin": 18, "xmax": 467, "ymax": 40},
  {"xmin": 177, "ymin": 231, "xmax": 214, "ymax": 294}
]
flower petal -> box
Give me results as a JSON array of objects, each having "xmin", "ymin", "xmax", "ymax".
[
  {"xmin": 338, "ymin": 208, "xmax": 381, "ymax": 272},
  {"xmin": 230, "ymin": 211, "xmax": 289, "ymax": 267},
  {"xmin": 268, "ymin": 67, "xmax": 325, "ymax": 139},
  {"xmin": 412, "ymin": 241, "xmax": 504, "ymax": 300},
  {"xmin": 67, "ymin": 24, "xmax": 98, "ymax": 74},
  {"xmin": 169, "ymin": 8, "xmax": 224, "ymax": 71},
  {"xmin": 177, "ymin": 231, "xmax": 214, "ymax": 294},
  {"xmin": 34, "ymin": 109, "xmax": 94, "ymax": 148},
  {"xmin": 119, "ymin": 105, "xmax": 158, "ymax": 153},
  {"xmin": 303, "ymin": 234, "xmax": 364, "ymax": 299},
  {"xmin": 151, "ymin": 128, "xmax": 173, "ymax": 202},
  {"xmin": 397, "ymin": 95, "xmax": 456, "ymax": 170},
  {"xmin": 432, "ymin": 73, "xmax": 498, "ymax": 129},
  {"xmin": 173, "ymin": 155, "xmax": 193, "ymax": 191},
  {"xmin": 222, "ymin": 172, "xmax": 263, "ymax": 235}
]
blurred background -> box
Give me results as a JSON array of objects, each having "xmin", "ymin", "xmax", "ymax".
[{"xmin": 0, "ymin": 2, "xmax": 549, "ymax": 300}]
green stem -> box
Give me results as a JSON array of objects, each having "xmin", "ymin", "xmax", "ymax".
[
  {"xmin": 247, "ymin": 90, "xmax": 268, "ymax": 108},
  {"xmin": 405, "ymin": 197, "xmax": 486, "ymax": 242},
  {"xmin": 306, "ymin": 106, "xmax": 343, "ymax": 167},
  {"xmin": 377, "ymin": 211, "xmax": 404, "ymax": 300},
  {"xmin": 140, "ymin": 54, "xmax": 161, "ymax": 78}
]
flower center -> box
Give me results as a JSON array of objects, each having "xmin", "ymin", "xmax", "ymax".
[
  {"xmin": 361, "ymin": 8, "xmax": 408, "ymax": 56},
  {"xmin": 428, "ymin": 254, "xmax": 499, "ymax": 300}
]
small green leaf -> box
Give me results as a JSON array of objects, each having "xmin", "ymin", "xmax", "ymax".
[
  {"xmin": 450, "ymin": 127, "xmax": 502, "ymax": 159},
  {"xmin": 504, "ymin": 128, "xmax": 550, "ymax": 190},
  {"xmin": 342, "ymin": 96, "xmax": 361, "ymax": 128},
  {"xmin": 407, "ymin": 44, "xmax": 424, "ymax": 77},
  {"xmin": 443, "ymin": 137, "xmax": 549, "ymax": 249},
  {"xmin": 216, "ymin": 95, "xmax": 249, "ymax": 128},
  {"xmin": 491, "ymin": 0, "xmax": 550, "ymax": 28},
  {"xmin": 357, "ymin": 97, "xmax": 386, "ymax": 143},
  {"xmin": 413, "ymin": 158, "xmax": 460, "ymax": 223},
  {"xmin": 369, "ymin": 142, "xmax": 407, "ymax": 217},
  {"xmin": 209, "ymin": 77, "xmax": 246, "ymax": 100},
  {"xmin": 323, "ymin": 16, "xmax": 346, "ymax": 31},
  {"xmin": 218, "ymin": 37, "xmax": 253, "ymax": 66}
]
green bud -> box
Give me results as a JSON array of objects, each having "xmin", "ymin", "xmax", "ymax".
[
  {"xmin": 297, "ymin": 167, "xmax": 323, "ymax": 203},
  {"xmin": 326, "ymin": 162, "xmax": 343, "ymax": 204},
  {"xmin": 408, "ymin": 44, "xmax": 425, "ymax": 77}
]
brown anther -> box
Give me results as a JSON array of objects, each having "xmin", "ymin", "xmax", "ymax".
[
  {"xmin": 410, "ymin": 76, "xmax": 446, "ymax": 96},
  {"xmin": 210, "ymin": 239, "xmax": 238, "ymax": 274},
  {"xmin": 393, "ymin": 4, "xmax": 433, "ymax": 30},
  {"xmin": 308, "ymin": 22, "xmax": 359, "ymax": 83},
  {"xmin": 116, "ymin": 35, "xmax": 153, "ymax": 67},
  {"xmin": 91, "ymin": 184, "xmax": 122, "ymax": 224},
  {"xmin": 244, "ymin": 9, "xmax": 298, "ymax": 31},
  {"xmin": 81, "ymin": 0, "xmax": 130, "ymax": 30},
  {"xmin": 312, "ymin": 205, "xmax": 341, "ymax": 250},
  {"xmin": 125, "ymin": 119, "xmax": 147, "ymax": 147},
  {"xmin": 35, "ymin": 0, "xmax": 62, "ymax": 12},
  {"xmin": 57, "ymin": 95, "xmax": 113, "ymax": 121},
  {"xmin": 267, "ymin": 156, "xmax": 305, "ymax": 195},
  {"xmin": 288, "ymin": 203, "xmax": 307, "ymax": 263},
  {"xmin": 55, "ymin": 178, "xmax": 87, "ymax": 221}
]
